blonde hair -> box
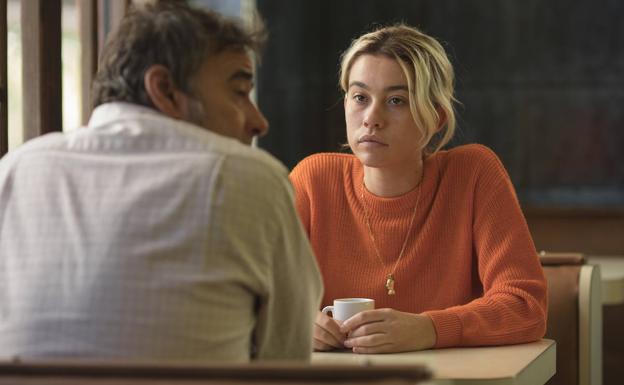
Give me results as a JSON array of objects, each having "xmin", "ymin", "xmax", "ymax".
[{"xmin": 340, "ymin": 24, "xmax": 457, "ymax": 154}]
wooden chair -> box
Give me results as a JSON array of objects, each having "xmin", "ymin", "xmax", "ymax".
[
  {"xmin": 540, "ymin": 252, "xmax": 602, "ymax": 385},
  {"xmin": 0, "ymin": 358, "xmax": 432, "ymax": 385}
]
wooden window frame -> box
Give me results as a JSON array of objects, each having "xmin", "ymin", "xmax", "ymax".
[
  {"xmin": 21, "ymin": 0, "xmax": 62, "ymax": 141},
  {"xmin": 1, "ymin": 0, "xmax": 8, "ymax": 156}
]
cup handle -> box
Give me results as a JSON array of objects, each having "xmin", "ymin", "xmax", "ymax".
[{"xmin": 321, "ymin": 305, "xmax": 334, "ymax": 317}]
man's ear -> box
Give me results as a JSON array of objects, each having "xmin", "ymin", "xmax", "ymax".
[{"xmin": 144, "ymin": 65, "xmax": 189, "ymax": 119}]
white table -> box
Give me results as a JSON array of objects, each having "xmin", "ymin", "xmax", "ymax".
[
  {"xmin": 587, "ymin": 256, "xmax": 624, "ymax": 305},
  {"xmin": 312, "ymin": 339, "xmax": 556, "ymax": 385}
]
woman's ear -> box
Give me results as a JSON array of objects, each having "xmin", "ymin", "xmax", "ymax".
[
  {"xmin": 436, "ymin": 107, "xmax": 447, "ymax": 132},
  {"xmin": 144, "ymin": 65, "xmax": 189, "ymax": 119}
]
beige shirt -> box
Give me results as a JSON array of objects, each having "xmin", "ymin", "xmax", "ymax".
[{"xmin": 0, "ymin": 102, "xmax": 323, "ymax": 362}]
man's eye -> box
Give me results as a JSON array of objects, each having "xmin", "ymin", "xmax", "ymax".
[
  {"xmin": 234, "ymin": 87, "xmax": 252, "ymax": 99},
  {"xmin": 233, "ymin": 82, "xmax": 253, "ymax": 98}
]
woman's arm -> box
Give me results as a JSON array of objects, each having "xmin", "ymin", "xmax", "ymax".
[{"xmin": 424, "ymin": 148, "xmax": 547, "ymax": 348}]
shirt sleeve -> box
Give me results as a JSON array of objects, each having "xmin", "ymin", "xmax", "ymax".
[
  {"xmin": 253, "ymin": 177, "xmax": 323, "ymax": 360},
  {"xmin": 424, "ymin": 147, "xmax": 548, "ymax": 347},
  {"xmin": 220, "ymin": 155, "xmax": 323, "ymax": 360}
]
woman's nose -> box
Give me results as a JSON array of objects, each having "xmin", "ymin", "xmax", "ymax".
[{"xmin": 363, "ymin": 103, "xmax": 384, "ymax": 129}]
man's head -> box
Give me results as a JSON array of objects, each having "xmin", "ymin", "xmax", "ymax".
[{"xmin": 92, "ymin": 1, "xmax": 268, "ymax": 144}]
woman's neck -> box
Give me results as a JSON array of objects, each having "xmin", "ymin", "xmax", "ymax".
[{"xmin": 362, "ymin": 157, "xmax": 424, "ymax": 197}]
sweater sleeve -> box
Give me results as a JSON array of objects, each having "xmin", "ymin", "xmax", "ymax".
[
  {"xmin": 424, "ymin": 147, "xmax": 547, "ymax": 348},
  {"xmin": 289, "ymin": 160, "xmax": 313, "ymax": 236}
]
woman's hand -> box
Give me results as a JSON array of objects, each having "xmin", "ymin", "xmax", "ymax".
[
  {"xmin": 313, "ymin": 310, "xmax": 347, "ymax": 351},
  {"xmin": 340, "ymin": 308, "xmax": 436, "ymax": 353}
]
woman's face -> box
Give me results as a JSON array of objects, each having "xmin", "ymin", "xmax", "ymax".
[{"xmin": 345, "ymin": 54, "xmax": 423, "ymax": 169}]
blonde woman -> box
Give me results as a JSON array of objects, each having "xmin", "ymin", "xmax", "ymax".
[{"xmin": 289, "ymin": 24, "xmax": 547, "ymax": 353}]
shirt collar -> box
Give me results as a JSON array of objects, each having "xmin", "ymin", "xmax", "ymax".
[{"xmin": 87, "ymin": 102, "xmax": 164, "ymax": 128}]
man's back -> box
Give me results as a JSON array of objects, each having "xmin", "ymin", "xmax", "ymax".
[{"xmin": 0, "ymin": 103, "xmax": 322, "ymax": 361}]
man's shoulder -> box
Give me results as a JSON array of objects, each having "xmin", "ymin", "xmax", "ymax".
[
  {"xmin": 217, "ymin": 140, "xmax": 290, "ymax": 183},
  {"xmin": 0, "ymin": 132, "xmax": 68, "ymax": 167}
]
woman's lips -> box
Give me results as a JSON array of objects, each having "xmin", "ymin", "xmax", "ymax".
[{"xmin": 358, "ymin": 135, "xmax": 387, "ymax": 146}]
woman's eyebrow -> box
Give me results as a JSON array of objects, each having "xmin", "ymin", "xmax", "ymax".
[
  {"xmin": 385, "ymin": 85, "xmax": 408, "ymax": 92},
  {"xmin": 348, "ymin": 81, "xmax": 369, "ymax": 90},
  {"xmin": 348, "ymin": 81, "xmax": 408, "ymax": 92}
]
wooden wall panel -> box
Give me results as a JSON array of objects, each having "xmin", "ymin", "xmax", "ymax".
[
  {"xmin": 97, "ymin": 0, "xmax": 128, "ymax": 54},
  {"xmin": 525, "ymin": 208, "xmax": 624, "ymax": 255},
  {"xmin": 0, "ymin": 0, "xmax": 7, "ymax": 156},
  {"xmin": 21, "ymin": 0, "xmax": 62, "ymax": 140},
  {"xmin": 79, "ymin": 0, "xmax": 98, "ymax": 124}
]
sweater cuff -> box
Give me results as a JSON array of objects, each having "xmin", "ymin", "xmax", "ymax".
[{"xmin": 424, "ymin": 310, "xmax": 463, "ymax": 348}]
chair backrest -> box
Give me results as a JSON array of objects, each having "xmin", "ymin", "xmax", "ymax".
[
  {"xmin": 540, "ymin": 251, "xmax": 602, "ymax": 385},
  {"xmin": 0, "ymin": 359, "xmax": 432, "ymax": 385}
]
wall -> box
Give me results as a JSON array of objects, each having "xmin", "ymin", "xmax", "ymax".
[{"xmin": 256, "ymin": 0, "xmax": 624, "ymax": 254}]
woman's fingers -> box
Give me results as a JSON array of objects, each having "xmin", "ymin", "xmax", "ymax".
[
  {"xmin": 340, "ymin": 309, "xmax": 389, "ymax": 334},
  {"xmin": 313, "ymin": 337, "xmax": 337, "ymax": 351},
  {"xmin": 351, "ymin": 343, "xmax": 395, "ymax": 354},
  {"xmin": 344, "ymin": 332, "xmax": 388, "ymax": 349},
  {"xmin": 346, "ymin": 320, "xmax": 387, "ymax": 339},
  {"xmin": 314, "ymin": 324, "xmax": 344, "ymax": 348},
  {"xmin": 344, "ymin": 310, "xmax": 437, "ymax": 353},
  {"xmin": 313, "ymin": 311, "xmax": 346, "ymax": 349}
]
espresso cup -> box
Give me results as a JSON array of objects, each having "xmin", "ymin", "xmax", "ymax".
[{"xmin": 321, "ymin": 298, "xmax": 375, "ymax": 322}]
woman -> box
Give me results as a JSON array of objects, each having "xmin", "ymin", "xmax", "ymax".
[{"xmin": 289, "ymin": 24, "xmax": 547, "ymax": 353}]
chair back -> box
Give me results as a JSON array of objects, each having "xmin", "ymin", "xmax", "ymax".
[
  {"xmin": 0, "ymin": 359, "xmax": 432, "ymax": 385},
  {"xmin": 540, "ymin": 252, "xmax": 602, "ymax": 385}
]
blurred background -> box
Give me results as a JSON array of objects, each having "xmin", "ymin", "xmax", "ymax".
[
  {"xmin": 253, "ymin": 0, "xmax": 624, "ymax": 256},
  {"xmin": 256, "ymin": 0, "xmax": 624, "ymax": 206},
  {"xmin": 3, "ymin": 0, "xmax": 622, "ymax": 254}
]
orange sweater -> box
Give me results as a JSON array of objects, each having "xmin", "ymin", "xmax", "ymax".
[{"xmin": 289, "ymin": 144, "xmax": 547, "ymax": 348}]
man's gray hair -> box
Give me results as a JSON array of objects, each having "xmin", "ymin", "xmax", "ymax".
[{"xmin": 92, "ymin": 0, "xmax": 266, "ymax": 109}]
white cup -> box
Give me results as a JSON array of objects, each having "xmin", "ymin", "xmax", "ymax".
[{"xmin": 321, "ymin": 298, "xmax": 375, "ymax": 322}]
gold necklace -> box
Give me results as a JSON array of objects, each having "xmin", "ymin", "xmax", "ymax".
[{"xmin": 360, "ymin": 177, "xmax": 422, "ymax": 295}]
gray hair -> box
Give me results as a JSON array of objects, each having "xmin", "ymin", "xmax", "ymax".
[{"xmin": 92, "ymin": 0, "xmax": 267, "ymax": 108}]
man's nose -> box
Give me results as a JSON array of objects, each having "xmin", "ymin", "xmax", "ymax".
[{"xmin": 249, "ymin": 104, "xmax": 269, "ymax": 138}]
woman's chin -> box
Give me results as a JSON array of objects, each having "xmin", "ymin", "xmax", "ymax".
[{"xmin": 355, "ymin": 153, "xmax": 388, "ymax": 168}]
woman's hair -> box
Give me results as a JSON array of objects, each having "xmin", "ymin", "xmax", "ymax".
[
  {"xmin": 91, "ymin": 0, "xmax": 267, "ymax": 109},
  {"xmin": 339, "ymin": 24, "xmax": 457, "ymax": 154}
]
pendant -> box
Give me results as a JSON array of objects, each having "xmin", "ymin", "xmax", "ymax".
[{"xmin": 385, "ymin": 274, "xmax": 396, "ymax": 295}]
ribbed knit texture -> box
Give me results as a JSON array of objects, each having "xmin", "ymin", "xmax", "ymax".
[{"xmin": 289, "ymin": 144, "xmax": 547, "ymax": 348}]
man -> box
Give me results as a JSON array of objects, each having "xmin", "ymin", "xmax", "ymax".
[{"xmin": 0, "ymin": 2, "xmax": 322, "ymax": 362}]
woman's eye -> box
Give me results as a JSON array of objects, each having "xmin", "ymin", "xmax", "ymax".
[
  {"xmin": 388, "ymin": 97, "xmax": 405, "ymax": 105},
  {"xmin": 353, "ymin": 94, "xmax": 367, "ymax": 103}
]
